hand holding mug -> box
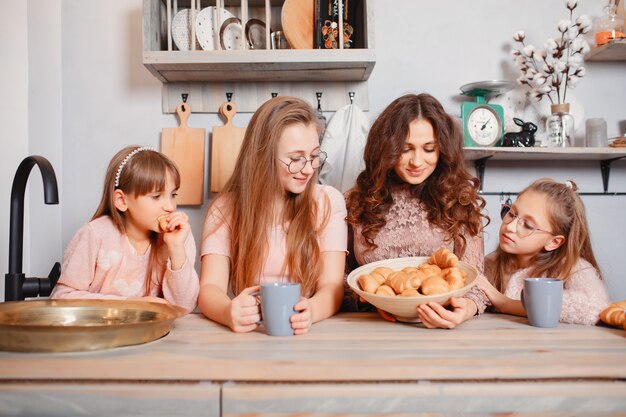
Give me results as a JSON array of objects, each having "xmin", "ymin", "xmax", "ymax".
[
  {"xmin": 290, "ymin": 297, "xmax": 313, "ymax": 335},
  {"xmin": 229, "ymin": 285, "xmax": 261, "ymax": 333}
]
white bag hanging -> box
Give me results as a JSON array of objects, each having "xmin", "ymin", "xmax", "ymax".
[{"xmin": 319, "ymin": 102, "xmax": 369, "ymax": 193}]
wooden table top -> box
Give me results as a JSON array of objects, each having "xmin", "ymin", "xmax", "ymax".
[{"xmin": 0, "ymin": 312, "xmax": 624, "ymax": 383}]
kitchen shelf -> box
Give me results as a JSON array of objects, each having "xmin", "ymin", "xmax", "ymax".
[
  {"xmin": 585, "ymin": 38, "xmax": 626, "ymax": 61},
  {"xmin": 143, "ymin": 49, "xmax": 376, "ymax": 83},
  {"xmin": 142, "ymin": 0, "xmax": 376, "ymax": 84},
  {"xmin": 464, "ymin": 147, "xmax": 626, "ymax": 194},
  {"xmin": 464, "ymin": 146, "xmax": 626, "ymax": 161}
]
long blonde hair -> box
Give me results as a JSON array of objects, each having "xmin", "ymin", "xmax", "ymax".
[
  {"xmin": 490, "ymin": 178, "xmax": 599, "ymax": 291},
  {"xmin": 204, "ymin": 96, "xmax": 327, "ymax": 297},
  {"xmin": 94, "ymin": 146, "xmax": 181, "ymax": 293}
]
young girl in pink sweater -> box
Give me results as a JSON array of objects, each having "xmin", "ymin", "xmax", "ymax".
[
  {"xmin": 50, "ymin": 146, "xmax": 199, "ymax": 313},
  {"xmin": 477, "ymin": 178, "xmax": 609, "ymax": 325}
]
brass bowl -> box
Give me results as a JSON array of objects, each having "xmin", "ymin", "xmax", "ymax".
[{"xmin": 0, "ymin": 299, "xmax": 186, "ymax": 352}]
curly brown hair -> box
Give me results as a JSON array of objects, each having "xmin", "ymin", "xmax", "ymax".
[{"xmin": 346, "ymin": 93, "xmax": 488, "ymax": 257}]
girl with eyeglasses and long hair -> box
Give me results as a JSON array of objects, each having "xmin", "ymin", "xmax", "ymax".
[
  {"xmin": 198, "ymin": 96, "xmax": 347, "ymax": 334},
  {"xmin": 476, "ymin": 178, "xmax": 609, "ymax": 325},
  {"xmin": 345, "ymin": 93, "xmax": 491, "ymax": 329}
]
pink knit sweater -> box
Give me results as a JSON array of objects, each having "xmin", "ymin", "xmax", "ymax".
[
  {"xmin": 484, "ymin": 254, "xmax": 610, "ymax": 325},
  {"xmin": 50, "ymin": 216, "xmax": 199, "ymax": 312}
]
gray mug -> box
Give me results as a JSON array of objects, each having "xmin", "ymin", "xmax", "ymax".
[
  {"xmin": 521, "ymin": 278, "xmax": 563, "ymax": 328},
  {"xmin": 254, "ymin": 282, "xmax": 301, "ymax": 336}
]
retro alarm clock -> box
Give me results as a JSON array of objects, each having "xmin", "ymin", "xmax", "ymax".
[{"xmin": 460, "ymin": 80, "xmax": 516, "ymax": 147}]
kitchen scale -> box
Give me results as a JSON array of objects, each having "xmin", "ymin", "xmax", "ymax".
[{"xmin": 460, "ymin": 80, "xmax": 516, "ymax": 147}]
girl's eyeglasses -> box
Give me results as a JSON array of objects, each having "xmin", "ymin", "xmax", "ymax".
[
  {"xmin": 501, "ymin": 205, "xmax": 554, "ymax": 238},
  {"xmin": 279, "ymin": 151, "xmax": 327, "ymax": 174}
]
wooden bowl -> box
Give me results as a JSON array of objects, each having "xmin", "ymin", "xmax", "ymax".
[{"xmin": 347, "ymin": 256, "xmax": 478, "ymax": 322}]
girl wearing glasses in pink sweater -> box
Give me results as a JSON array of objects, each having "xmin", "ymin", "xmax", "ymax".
[
  {"xmin": 477, "ymin": 178, "xmax": 610, "ymax": 325},
  {"xmin": 198, "ymin": 96, "xmax": 347, "ymax": 335}
]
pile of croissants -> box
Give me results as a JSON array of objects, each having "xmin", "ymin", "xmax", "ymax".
[{"xmin": 357, "ymin": 248, "xmax": 467, "ymax": 297}]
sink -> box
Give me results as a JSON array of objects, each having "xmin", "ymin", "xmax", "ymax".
[{"xmin": 0, "ymin": 299, "xmax": 185, "ymax": 352}]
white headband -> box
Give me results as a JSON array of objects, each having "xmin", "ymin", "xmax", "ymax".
[{"xmin": 114, "ymin": 147, "xmax": 157, "ymax": 188}]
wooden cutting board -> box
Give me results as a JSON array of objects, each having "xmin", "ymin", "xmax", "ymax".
[
  {"xmin": 161, "ymin": 103, "xmax": 205, "ymax": 205},
  {"xmin": 281, "ymin": 0, "xmax": 314, "ymax": 49},
  {"xmin": 211, "ymin": 101, "xmax": 246, "ymax": 193}
]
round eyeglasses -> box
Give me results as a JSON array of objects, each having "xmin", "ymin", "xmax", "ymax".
[
  {"xmin": 279, "ymin": 151, "xmax": 327, "ymax": 174},
  {"xmin": 501, "ymin": 205, "xmax": 554, "ymax": 238}
]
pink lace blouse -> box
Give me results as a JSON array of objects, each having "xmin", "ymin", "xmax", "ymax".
[{"xmin": 347, "ymin": 187, "xmax": 489, "ymax": 312}]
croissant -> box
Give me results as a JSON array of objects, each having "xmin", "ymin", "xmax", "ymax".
[
  {"xmin": 420, "ymin": 276, "xmax": 450, "ymax": 295},
  {"xmin": 370, "ymin": 267, "xmax": 394, "ymax": 284},
  {"xmin": 357, "ymin": 274, "xmax": 380, "ymax": 294},
  {"xmin": 385, "ymin": 270, "xmax": 424, "ymax": 294},
  {"xmin": 442, "ymin": 267, "xmax": 465, "ymax": 290},
  {"xmin": 399, "ymin": 288, "xmax": 421, "ymax": 297},
  {"xmin": 158, "ymin": 214, "xmax": 169, "ymax": 232},
  {"xmin": 419, "ymin": 263, "xmax": 442, "ymax": 278},
  {"xmin": 599, "ymin": 300, "xmax": 626, "ymax": 328},
  {"xmin": 375, "ymin": 284, "xmax": 395, "ymax": 297},
  {"xmin": 402, "ymin": 266, "xmax": 420, "ymax": 274},
  {"xmin": 428, "ymin": 248, "xmax": 459, "ymax": 269}
]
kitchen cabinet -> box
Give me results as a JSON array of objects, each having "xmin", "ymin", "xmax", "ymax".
[
  {"xmin": 143, "ymin": 0, "xmax": 375, "ymax": 83},
  {"xmin": 464, "ymin": 147, "xmax": 626, "ymax": 194},
  {"xmin": 1, "ymin": 313, "xmax": 625, "ymax": 416}
]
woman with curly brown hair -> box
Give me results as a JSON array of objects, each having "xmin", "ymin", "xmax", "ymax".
[{"xmin": 345, "ymin": 93, "xmax": 490, "ymax": 328}]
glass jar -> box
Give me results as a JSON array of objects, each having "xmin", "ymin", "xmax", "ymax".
[
  {"xmin": 595, "ymin": 3, "xmax": 626, "ymax": 46},
  {"xmin": 546, "ymin": 103, "xmax": 575, "ymax": 147}
]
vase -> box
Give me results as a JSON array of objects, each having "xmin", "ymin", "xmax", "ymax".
[{"xmin": 546, "ymin": 103, "xmax": 575, "ymax": 147}]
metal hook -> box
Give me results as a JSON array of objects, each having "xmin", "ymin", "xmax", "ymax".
[
  {"xmin": 348, "ymin": 91, "xmax": 355, "ymax": 105},
  {"xmin": 316, "ymin": 92, "xmax": 323, "ymax": 110},
  {"xmin": 226, "ymin": 92, "xmax": 233, "ymax": 102},
  {"xmin": 271, "ymin": 92, "xmax": 278, "ymax": 98}
]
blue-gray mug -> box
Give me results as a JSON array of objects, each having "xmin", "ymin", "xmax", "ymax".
[
  {"xmin": 521, "ymin": 278, "xmax": 563, "ymax": 328},
  {"xmin": 253, "ymin": 282, "xmax": 301, "ymax": 337}
]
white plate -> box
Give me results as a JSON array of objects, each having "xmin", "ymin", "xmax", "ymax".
[
  {"xmin": 195, "ymin": 6, "xmax": 236, "ymax": 51},
  {"xmin": 220, "ymin": 17, "xmax": 243, "ymax": 50},
  {"xmin": 245, "ymin": 18, "xmax": 266, "ymax": 49},
  {"xmin": 171, "ymin": 9, "xmax": 200, "ymax": 51}
]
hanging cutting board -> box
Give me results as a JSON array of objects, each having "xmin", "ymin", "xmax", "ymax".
[
  {"xmin": 161, "ymin": 103, "xmax": 205, "ymax": 205},
  {"xmin": 281, "ymin": 0, "xmax": 314, "ymax": 49},
  {"xmin": 211, "ymin": 101, "xmax": 246, "ymax": 193}
]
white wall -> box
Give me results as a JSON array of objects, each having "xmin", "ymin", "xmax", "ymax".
[
  {"xmin": 2, "ymin": 0, "xmax": 625, "ymax": 301},
  {"xmin": 0, "ymin": 0, "xmax": 29, "ymax": 299},
  {"xmin": 27, "ymin": 0, "xmax": 63, "ymax": 293}
]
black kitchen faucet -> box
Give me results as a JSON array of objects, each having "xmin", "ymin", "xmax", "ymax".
[{"xmin": 5, "ymin": 156, "xmax": 61, "ymax": 302}]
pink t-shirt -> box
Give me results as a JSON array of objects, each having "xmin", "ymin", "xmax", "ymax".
[
  {"xmin": 201, "ymin": 184, "xmax": 347, "ymax": 284},
  {"xmin": 50, "ymin": 216, "xmax": 199, "ymax": 313}
]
